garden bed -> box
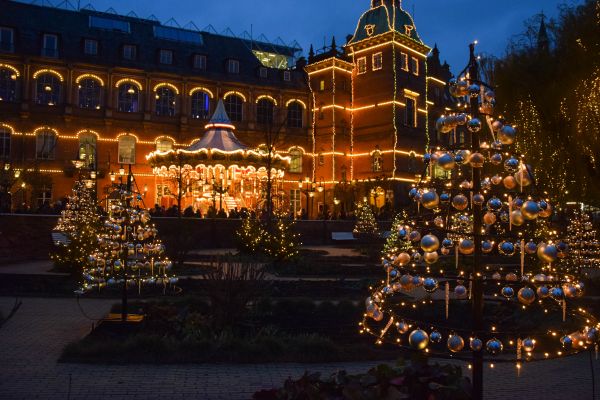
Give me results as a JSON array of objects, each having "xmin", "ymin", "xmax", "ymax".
[{"xmin": 60, "ymin": 296, "xmax": 406, "ymax": 364}]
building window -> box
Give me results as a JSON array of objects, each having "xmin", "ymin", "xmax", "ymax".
[
  {"xmin": 283, "ymin": 71, "xmax": 291, "ymax": 82},
  {"xmin": 287, "ymin": 101, "xmax": 303, "ymax": 128},
  {"xmin": 77, "ymin": 78, "xmax": 102, "ymax": 109},
  {"xmin": 289, "ymin": 148, "xmax": 303, "ymax": 173},
  {"xmin": 36, "ymin": 130, "xmax": 57, "ymax": 160},
  {"xmin": 191, "ymin": 91, "xmax": 210, "ymax": 119},
  {"xmin": 78, "ymin": 133, "xmax": 96, "ymax": 169},
  {"xmin": 372, "ymin": 52, "xmax": 383, "ymax": 71},
  {"xmin": 117, "ymin": 83, "xmax": 140, "ymax": 113},
  {"xmin": 42, "ymin": 34, "xmax": 58, "ymax": 58},
  {"xmin": 0, "ymin": 127, "xmax": 10, "ymax": 159},
  {"xmin": 256, "ymin": 98, "xmax": 274, "ymax": 124},
  {"xmin": 290, "ymin": 189, "xmax": 301, "ymax": 217},
  {"xmin": 118, "ymin": 135, "xmax": 136, "ymax": 164},
  {"xmin": 319, "ymin": 80, "xmax": 325, "ymax": 91},
  {"xmin": 83, "ymin": 39, "xmax": 98, "ymax": 55},
  {"xmin": 193, "ymin": 54, "xmax": 206, "ymax": 70},
  {"xmin": 0, "ymin": 67, "xmax": 18, "ymax": 102},
  {"xmin": 357, "ymin": 57, "xmax": 367, "ymax": 74},
  {"xmin": 156, "ymin": 138, "xmax": 173, "ymax": 152},
  {"xmin": 35, "ymin": 73, "xmax": 61, "ymax": 105},
  {"xmin": 400, "ymin": 52, "xmax": 408, "ymax": 71},
  {"xmin": 37, "ymin": 185, "xmax": 52, "ymax": 208},
  {"xmin": 0, "ymin": 27, "xmax": 14, "ymax": 52},
  {"xmin": 411, "ymin": 57, "xmax": 419, "ymax": 76},
  {"xmin": 318, "ymin": 153, "xmax": 325, "ymax": 166},
  {"xmin": 372, "ymin": 150, "xmax": 383, "ymax": 172},
  {"xmin": 259, "ymin": 67, "xmax": 267, "ymax": 78},
  {"xmin": 155, "ymin": 86, "xmax": 176, "ymax": 116},
  {"xmin": 227, "ymin": 59, "xmax": 240, "ymax": 74},
  {"xmin": 159, "ymin": 49, "xmax": 173, "ymax": 65},
  {"xmin": 122, "ymin": 44, "xmax": 136, "ymax": 60},
  {"xmin": 405, "ymin": 96, "xmax": 417, "ymax": 127},
  {"xmin": 224, "ymin": 94, "xmax": 243, "ymax": 122}
]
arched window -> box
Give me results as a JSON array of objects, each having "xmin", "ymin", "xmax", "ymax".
[
  {"xmin": 117, "ymin": 83, "xmax": 140, "ymax": 113},
  {"xmin": 78, "ymin": 133, "xmax": 97, "ymax": 169},
  {"xmin": 287, "ymin": 101, "xmax": 303, "ymax": 128},
  {"xmin": 224, "ymin": 94, "xmax": 243, "ymax": 122},
  {"xmin": 78, "ymin": 78, "xmax": 102, "ymax": 109},
  {"xmin": 35, "ymin": 73, "xmax": 61, "ymax": 105},
  {"xmin": 36, "ymin": 129, "xmax": 57, "ymax": 160},
  {"xmin": 372, "ymin": 150, "xmax": 383, "ymax": 172},
  {"xmin": 156, "ymin": 138, "xmax": 174, "ymax": 152},
  {"xmin": 118, "ymin": 135, "xmax": 136, "ymax": 164},
  {"xmin": 155, "ymin": 86, "xmax": 176, "ymax": 116},
  {"xmin": 256, "ymin": 98, "xmax": 274, "ymax": 125},
  {"xmin": 289, "ymin": 148, "xmax": 303, "ymax": 173},
  {"xmin": 190, "ymin": 91, "xmax": 210, "ymax": 119},
  {"xmin": 0, "ymin": 126, "xmax": 11, "ymax": 159},
  {"xmin": 0, "ymin": 68, "xmax": 18, "ymax": 103}
]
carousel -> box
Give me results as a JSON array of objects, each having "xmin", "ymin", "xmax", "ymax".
[{"xmin": 146, "ymin": 100, "xmax": 290, "ymax": 215}]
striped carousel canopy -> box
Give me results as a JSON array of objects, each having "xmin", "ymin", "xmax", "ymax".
[{"xmin": 186, "ymin": 100, "xmax": 248, "ymax": 152}]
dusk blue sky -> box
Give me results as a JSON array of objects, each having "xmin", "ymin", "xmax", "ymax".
[{"xmin": 81, "ymin": 0, "xmax": 582, "ymax": 73}]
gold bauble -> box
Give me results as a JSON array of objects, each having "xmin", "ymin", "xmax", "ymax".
[
  {"xmin": 503, "ymin": 176, "xmax": 517, "ymax": 190},
  {"xmin": 483, "ymin": 212, "xmax": 497, "ymax": 225}
]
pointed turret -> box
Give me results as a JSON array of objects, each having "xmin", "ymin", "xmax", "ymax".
[{"xmin": 187, "ymin": 99, "xmax": 247, "ymax": 152}]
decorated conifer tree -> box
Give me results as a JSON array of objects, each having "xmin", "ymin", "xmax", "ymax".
[
  {"xmin": 565, "ymin": 209, "xmax": 600, "ymax": 270},
  {"xmin": 236, "ymin": 210, "xmax": 301, "ymax": 262},
  {"xmin": 81, "ymin": 173, "xmax": 177, "ymax": 320},
  {"xmin": 51, "ymin": 179, "xmax": 101, "ymax": 275},
  {"xmin": 353, "ymin": 200, "xmax": 379, "ymax": 238},
  {"xmin": 361, "ymin": 44, "xmax": 599, "ymax": 400},
  {"xmin": 383, "ymin": 210, "xmax": 411, "ymax": 259}
]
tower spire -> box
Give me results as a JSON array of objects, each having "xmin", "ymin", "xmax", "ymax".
[{"xmin": 537, "ymin": 12, "xmax": 550, "ymax": 53}]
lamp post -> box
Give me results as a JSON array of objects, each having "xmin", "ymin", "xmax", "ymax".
[
  {"xmin": 298, "ymin": 177, "xmax": 315, "ymax": 219},
  {"xmin": 317, "ymin": 177, "xmax": 326, "ymax": 220}
]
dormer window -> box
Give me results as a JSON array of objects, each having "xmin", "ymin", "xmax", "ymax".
[
  {"xmin": 122, "ymin": 44, "xmax": 136, "ymax": 60},
  {"xmin": 193, "ymin": 54, "xmax": 206, "ymax": 70},
  {"xmin": 159, "ymin": 49, "xmax": 173, "ymax": 65},
  {"xmin": 283, "ymin": 71, "xmax": 291, "ymax": 82},
  {"xmin": 227, "ymin": 59, "xmax": 240, "ymax": 74},
  {"xmin": 259, "ymin": 67, "xmax": 268, "ymax": 78}
]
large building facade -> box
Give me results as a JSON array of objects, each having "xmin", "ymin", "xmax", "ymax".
[{"xmin": 0, "ymin": 0, "xmax": 451, "ymax": 217}]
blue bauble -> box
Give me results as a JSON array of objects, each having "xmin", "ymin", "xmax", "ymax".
[
  {"xmin": 409, "ymin": 188, "xmax": 418, "ymax": 199},
  {"xmin": 438, "ymin": 153, "xmax": 455, "ymax": 170},
  {"xmin": 440, "ymin": 193, "xmax": 451, "ymax": 203},
  {"xmin": 442, "ymin": 238, "xmax": 453, "ymax": 248},
  {"xmin": 550, "ymin": 287, "xmax": 564, "ymax": 300},
  {"xmin": 486, "ymin": 338, "xmax": 504, "ymax": 355},
  {"xmin": 423, "ymin": 278, "xmax": 439, "ymax": 293},
  {"xmin": 522, "ymin": 338, "xmax": 535, "ymax": 352},
  {"xmin": 430, "ymin": 331, "xmax": 442, "ymax": 343},
  {"xmin": 561, "ymin": 335, "xmax": 573, "ymax": 349},
  {"xmin": 501, "ymin": 286, "xmax": 515, "ymax": 298},
  {"xmin": 504, "ymin": 157, "xmax": 519, "ymax": 172},
  {"xmin": 470, "ymin": 337, "xmax": 483, "ymax": 351},
  {"xmin": 525, "ymin": 241, "xmax": 538, "ymax": 254},
  {"xmin": 412, "ymin": 276, "xmax": 422, "ymax": 287},
  {"xmin": 409, "ymin": 329, "xmax": 429, "ymax": 350},
  {"xmin": 537, "ymin": 285, "xmax": 550, "ymax": 298},
  {"xmin": 482, "ymin": 240, "xmax": 494, "ymax": 253},
  {"xmin": 557, "ymin": 241, "xmax": 569, "ymax": 253},
  {"xmin": 454, "ymin": 285, "xmax": 467, "ymax": 298},
  {"xmin": 487, "ymin": 197, "xmax": 503, "ymax": 211},
  {"xmin": 468, "ymin": 118, "xmax": 482, "ymax": 133},
  {"xmin": 518, "ymin": 287, "xmax": 536, "ymax": 305},
  {"xmin": 423, "ymin": 153, "xmax": 432, "ymax": 164},
  {"xmin": 389, "ymin": 269, "xmax": 399, "ymax": 278},
  {"xmin": 499, "ymin": 241, "xmax": 516, "ymax": 256}
]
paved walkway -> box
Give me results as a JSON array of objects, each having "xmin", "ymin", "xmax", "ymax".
[
  {"xmin": 0, "ymin": 260, "xmax": 60, "ymax": 275},
  {"xmin": 1, "ymin": 296, "xmax": 599, "ymax": 400}
]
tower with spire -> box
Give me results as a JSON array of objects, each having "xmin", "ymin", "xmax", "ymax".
[
  {"xmin": 304, "ymin": 0, "xmax": 452, "ymax": 212},
  {"xmin": 537, "ymin": 12, "xmax": 550, "ymax": 53}
]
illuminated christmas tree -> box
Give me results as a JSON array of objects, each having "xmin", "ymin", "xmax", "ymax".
[
  {"xmin": 51, "ymin": 179, "xmax": 101, "ymax": 275},
  {"xmin": 236, "ymin": 211, "xmax": 301, "ymax": 262},
  {"xmin": 81, "ymin": 174, "xmax": 177, "ymax": 320},
  {"xmin": 361, "ymin": 44, "xmax": 599, "ymax": 400},
  {"xmin": 565, "ymin": 209, "xmax": 600, "ymax": 271},
  {"xmin": 383, "ymin": 210, "xmax": 411, "ymax": 259},
  {"xmin": 353, "ymin": 200, "xmax": 379, "ymax": 238}
]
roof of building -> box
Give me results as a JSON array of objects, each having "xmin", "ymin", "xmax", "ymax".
[
  {"xmin": 348, "ymin": 0, "xmax": 422, "ymax": 45},
  {"xmin": 1, "ymin": 0, "xmax": 306, "ymax": 88}
]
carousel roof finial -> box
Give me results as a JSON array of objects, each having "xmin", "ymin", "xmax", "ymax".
[{"xmin": 205, "ymin": 99, "xmax": 235, "ymax": 130}]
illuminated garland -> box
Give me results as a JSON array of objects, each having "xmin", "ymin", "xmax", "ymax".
[
  {"xmin": 392, "ymin": 2, "xmax": 398, "ymax": 179},
  {"xmin": 306, "ymin": 69, "xmax": 317, "ymax": 181},
  {"xmin": 350, "ymin": 52, "xmax": 356, "ymax": 181},
  {"xmin": 331, "ymin": 67, "xmax": 336, "ymax": 183}
]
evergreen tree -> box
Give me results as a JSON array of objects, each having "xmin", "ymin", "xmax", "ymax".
[
  {"xmin": 353, "ymin": 201, "xmax": 379, "ymax": 237},
  {"xmin": 236, "ymin": 211, "xmax": 301, "ymax": 262},
  {"xmin": 383, "ymin": 210, "xmax": 412, "ymax": 258},
  {"xmin": 81, "ymin": 187, "xmax": 177, "ymax": 296},
  {"xmin": 51, "ymin": 179, "xmax": 101, "ymax": 275},
  {"xmin": 565, "ymin": 209, "xmax": 600, "ymax": 271}
]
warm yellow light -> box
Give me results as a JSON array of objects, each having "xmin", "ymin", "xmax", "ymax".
[
  {"xmin": 115, "ymin": 78, "xmax": 143, "ymax": 90},
  {"xmin": 75, "ymin": 73, "xmax": 105, "ymax": 86},
  {"xmin": 33, "ymin": 68, "xmax": 64, "ymax": 81},
  {"xmin": 223, "ymin": 91, "xmax": 247, "ymax": 102},
  {"xmin": 0, "ymin": 63, "xmax": 20, "ymax": 78},
  {"xmin": 153, "ymin": 82, "xmax": 180, "ymax": 95},
  {"xmin": 189, "ymin": 87, "xmax": 214, "ymax": 98},
  {"xmin": 255, "ymin": 95, "xmax": 278, "ymax": 106}
]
